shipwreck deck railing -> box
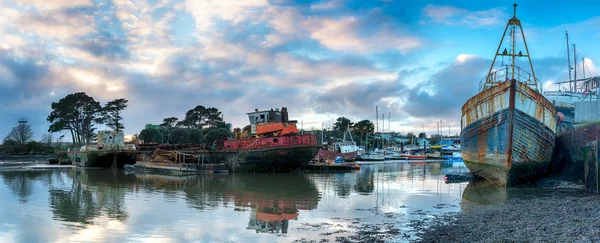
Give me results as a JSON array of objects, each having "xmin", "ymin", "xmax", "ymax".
[{"xmin": 480, "ymin": 66, "xmax": 542, "ymax": 92}]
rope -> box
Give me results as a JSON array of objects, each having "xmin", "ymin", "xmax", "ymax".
[{"xmin": 224, "ymin": 138, "xmax": 260, "ymax": 170}]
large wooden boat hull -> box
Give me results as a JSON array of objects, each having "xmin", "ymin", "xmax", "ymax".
[
  {"xmin": 236, "ymin": 145, "xmax": 321, "ymax": 172},
  {"xmin": 68, "ymin": 150, "xmax": 137, "ymax": 168},
  {"xmin": 223, "ymin": 134, "xmax": 321, "ymax": 172},
  {"xmin": 461, "ymin": 80, "xmax": 556, "ymax": 185}
]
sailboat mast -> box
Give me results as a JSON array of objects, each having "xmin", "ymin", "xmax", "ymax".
[
  {"xmin": 376, "ymin": 106, "xmax": 379, "ymax": 134},
  {"xmin": 382, "ymin": 113, "xmax": 385, "ymax": 148},
  {"xmin": 574, "ymin": 44, "xmax": 577, "ymax": 92},
  {"xmin": 566, "ymin": 31, "xmax": 572, "ymax": 91},
  {"xmin": 388, "ymin": 112, "xmax": 391, "ymax": 147}
]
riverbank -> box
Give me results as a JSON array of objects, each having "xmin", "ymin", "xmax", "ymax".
[
  {"xmin": 415, "ymin": 186, "xmax": 599, "ymax": 242},
  {"xmin": 0, "ymin": 154, "xmax": 56, "ymax": 164}
]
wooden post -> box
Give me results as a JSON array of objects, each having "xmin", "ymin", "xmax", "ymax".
[
  {"xmin": 593, "ymin": 127, "xmax": 600, "ymax": 193},
  {"xmin": 111, "ymin": 156, "xmax": 117, "ymax": 170}
]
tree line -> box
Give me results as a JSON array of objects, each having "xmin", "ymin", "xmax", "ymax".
[
  {"xmin": 320, "ymin": 117, "xmax": 429, "ymax": 149},
  {"xmin": 1, "ymin": 92, "xmax": 129, "ymax": 154},
  {"xmin": 137, "ymin": 105, "xmax": 230, "ymax": 145},
  {"xmin": 1, "ymin": 123, "xmax": 57, "ymax": 155},
  {"xmin": 47, "ymin": 92, "xmax": 128, "ymax": 147}
]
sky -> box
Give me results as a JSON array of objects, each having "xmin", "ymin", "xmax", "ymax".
[{"xmin": 1, "ymin": 0, "xmax": 599, "ymax": 141}]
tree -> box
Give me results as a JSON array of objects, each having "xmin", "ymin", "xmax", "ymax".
[
  {"xmin": 189, "ymin": 129, "xmax": 205, "ymax": 144},
  {"xmin": 47, "ymin": 92, "xmax": 103, "ymax": 146},
  {"xmin": 351, "ymin": 120, "xmax": 374, "ymax": 137},
  {"xmin": 206, "ymin": 128, "xmax": 230, "ymax": 146},
  {"xmin": 333, "ymin": 117, "xmax": 354, "ymax": 134},
  {"xmin": 351, "ymin": 120, "xmax": 374, "ymax": 146},
  {"xmin": 0, "ymin": 139, "xmax": 19, "ymax": 154},
  {"xmin": 160, "ymin": 117, "xmax": 179, "ymax": 128},
  {"xmin": 180, "ymin": 105, "xmax": 223, "ymax": 129},
  {"xmin": 102, "ymin": 98, "xmax": 128, "ymax": 133},
  {"xmin": 138, "ymin": 128, "xmax": 162, "ymax": 143},
  {"xmin": 40, "ymin": 133, "xmax": 53, "ymax": 149},
  {"xmin": 25, "ymin": 141, "xmax": 44, "ymax": 154},
  {"xmin": 170, "ymin": 128, "xmax": 191, "ymax": 144},
  {"xmin": 407, "ymin": 132, "xmax": 415, "ymax": 144},
  {"xmin": 4, "ymin": 123, "xmax": 34, "ymax": 149}
]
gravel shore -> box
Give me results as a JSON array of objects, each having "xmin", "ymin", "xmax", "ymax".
[{"xmin": 415, "ymin": 187, "xmax": 600, "ymax": 242}]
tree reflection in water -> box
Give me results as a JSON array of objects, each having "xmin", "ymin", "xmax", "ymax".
[
  {"xmin": 1, "ymin": 171, "xmax": 48, "ymax": 203},
  {"xmin": 49, "ymin": 169, "xmax": 129, "ymax": 227}
]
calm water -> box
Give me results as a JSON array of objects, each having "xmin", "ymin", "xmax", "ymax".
[{"xmin": 0, "ymin": 161, "xmax": 470, "ymax": 242}]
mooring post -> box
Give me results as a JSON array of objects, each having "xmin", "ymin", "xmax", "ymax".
[
  {"xmin": 593, "ymin": 127, "xmax": 600, "ymax": 193},
  {"xmin": 111, "ymin": 156, "xmax": 117, "ymax": 170}
]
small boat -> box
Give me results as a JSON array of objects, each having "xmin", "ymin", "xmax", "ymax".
[
  {"xmin": 123, "ymin": 164, "xmax": 136, "ymax": 170},
  {"xmin": 443, "ymin": 152, "xmax": 463, "ymax": 161},
  {"xmin": 359, "ymin": 152, "xmax": 385, "ymax": 161},
  {"xmin": 401, "ymin": 154, "xmax": 427, "ymax": 160}
]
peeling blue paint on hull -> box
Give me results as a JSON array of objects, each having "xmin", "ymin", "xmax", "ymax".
[{"xmin": 461, "ymin": 81, "xmax": 556, "ymax": 186}]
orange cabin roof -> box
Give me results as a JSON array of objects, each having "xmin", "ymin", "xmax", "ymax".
[
  {"xmin": 256, "ymin": 123, "xmax": 285, "ymax": 134},
  {"xmin": 279, "ymin": 125, "xmax": 299, "ymax": 136},
  {"xmin": 256, "ymin": 212, "xmax": 298, "ymax": 221}
]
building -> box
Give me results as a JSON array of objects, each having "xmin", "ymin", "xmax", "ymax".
[{"xmin": 246, "ymin": 107, "xmax": 297, "ymax": 135}]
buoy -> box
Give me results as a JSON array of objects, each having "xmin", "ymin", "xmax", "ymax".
[{"xmin": 557, "ymin": 112, "xmax": 564, "ymax": 123}]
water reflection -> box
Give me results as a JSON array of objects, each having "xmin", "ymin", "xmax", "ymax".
[
  {"xmin": 0, "ymin": 162, "xmax": 469, "ymax": 242},
  {"xmin": 462, "ymin": 181, "xmax": 508, "ymax": 205},
  {"xmin": 88, "ymin": 171, "xmax": 319, "ymax": 236},
  {"xmin": 1, "ymin": 171, "xmax": 52, "ymax": 203}
]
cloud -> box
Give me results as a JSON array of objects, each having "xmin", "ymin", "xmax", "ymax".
[
  {"xmin": 311, "ymin": 79, "xmax": 407, "ymax": 119},
  {"xmin": 16, "ymin": 8, "xmax": 96, "ymax": 41},
  {"xmin": 402, "ymin": 54, "xmax": 489, "ymax": 119},
  {"xmin": 422, "ymin": 4, "xmax": 508, "ymax": 28},
  {"xmin": 1, "ymin": 0, "xmax": 597, "ymax": 140},
  {"xmin": 261, "ymin": 6, "xmax": 423, "ymax": 53},
  {"xmin": 309, "ymin": 0, "xmax": 343, "ymax": 11},
  {"xmin": 184, "ymin": 0, "xmax": 269, "ymax": 32},
  {"xmin": 76, "ymin": 31, "xmax": 130, "ymax": 61},
  {"xmin": 303, "ymin": 16, "xmax": 422, "ymax": 53},
  {"xmin": 10, "ymin": 0, "xmax": 92, "ymax": 11}
]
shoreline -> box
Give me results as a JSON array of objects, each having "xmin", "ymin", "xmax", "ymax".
[
  {"xmin": 414, "ymin": 185, "xmax": 598, "ymax": 242},
  {"xmin": 0, "ymin": 154, "xmax": 56, "ymax": 163}
]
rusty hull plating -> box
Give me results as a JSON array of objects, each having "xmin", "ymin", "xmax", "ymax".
[{"xmin": 461, "ymin": 79, "xmax": 556, "ymax": 185}]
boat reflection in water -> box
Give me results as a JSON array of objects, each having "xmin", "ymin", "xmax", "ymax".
[
  {"xmin": 462, "ymin": 181, "xmax": 508, "ymax": 205},
  {"xmin": 26, "ymin": 169, "xmax": 320, "ymax": 236},
  {"xmin": 220, "ymin": 175, "xmax": 319, "ymax": 235}
]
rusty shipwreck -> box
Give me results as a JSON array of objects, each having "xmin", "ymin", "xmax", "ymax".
[{"xmin": 460, "ymin": 4, "xmax": 557, "ymax": 186}]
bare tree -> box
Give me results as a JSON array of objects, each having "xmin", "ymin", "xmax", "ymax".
[
  {"xmin": 41, "ymin": 133, "xmax": 53, "ymax": 149},
  {"xmin": 54, "ymin": 134, "xmax": 65, "ymax": 149},
  {"xmin": 4, "ymin": 124, "xmax": 34, "ymax": 148}
]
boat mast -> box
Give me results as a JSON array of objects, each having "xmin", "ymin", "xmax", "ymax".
[
  {"xmin": 484, "ymin": 4, "xmax": 538, "ymax": 91},
  {"xmin": 510, "ymin": 4, "xmax": 517, "ymax": 80},
  {"xmin": 566, "ymin": 31, "xmax": 572, "ymax": 92},
  {"xmin": 376, "ymin": 105, "xmax": 379, "ymax": 149},
  {"xmin": 381, "ymin": 113, "xmax": 385, "ymax": 148},
  {"xmin": 573, "ymin": 44, "xmax": 577, "ymax": 92},
  {"xmin": 582, "ymin": 58, "xmax": 586, "ymax": 80}
]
